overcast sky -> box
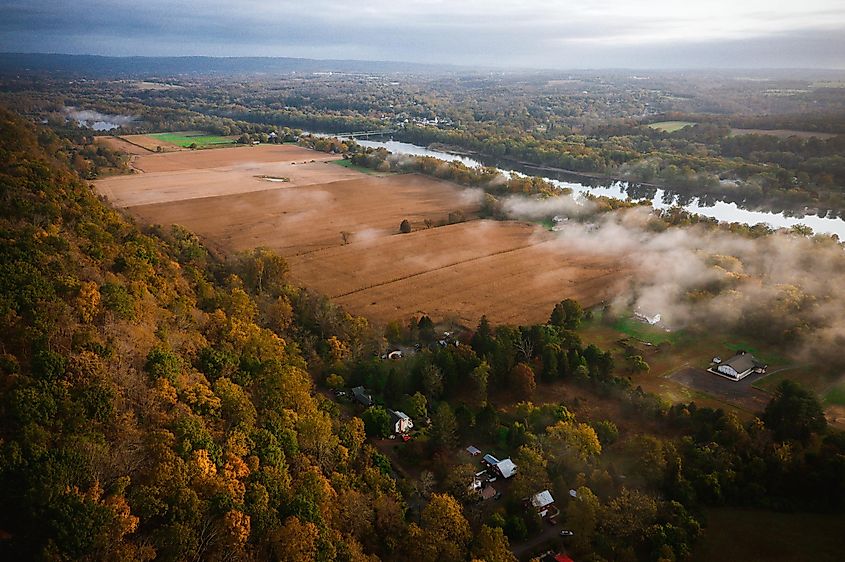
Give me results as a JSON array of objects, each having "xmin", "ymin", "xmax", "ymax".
[{"xmin": 2, "ymin": 0, "xmax": 845, "ymax": 69}]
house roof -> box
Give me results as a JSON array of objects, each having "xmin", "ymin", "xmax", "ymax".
[
  {"xmin": 483, "ymin": 454, "xmax": 500, "ymax": 465},
  {"xmin": 351, "ymin": 386, "xmax": 373, "ymax": 405},
  {"xmin": 466, "ymin": 445, "xmax": 481, "ymax": 456},
  {"xmin": 388, "ymin": 409, "xmax": 410, "ymax": 424},
  {"xmin": 495, "ymin": 458, "xmax": 517, "ymax": 478},
  {"xmin": 531, "ymin": 490, "xmax": 555, "ymax": 509},
  {"xmin": 721, "ymin": 352, "xmax": 761, "ymax": 373}
]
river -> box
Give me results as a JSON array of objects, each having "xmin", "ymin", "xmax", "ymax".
[{"xmin": 317, "ymin": 135, "xmax": 845, "ymax": 238}]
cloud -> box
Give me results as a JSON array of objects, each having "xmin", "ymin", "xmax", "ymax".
[{"xmin": 1, "ymin": 0, "xmax": 844, "ymax": 68}]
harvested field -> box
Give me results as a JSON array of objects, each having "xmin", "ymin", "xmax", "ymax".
[
  {"xmin": 120, "ymin": 134, "xmax": 185, "ymax": 153},
  {"xmin": 95, "ymin": 135, "xmax": 153, "ymax": 155},
  {"xmin": 121, "ymin": 173, "xmax": 480, "ymax": 255},
  {"xmin": 97, "ymin": 159, "xmax": 363, "ymax": 207},
  {"xmin": 288, "ymin": 221, "xmax": 627, "ymax": 326},
  {"xmin": 97, "ymin": 145, "xmax": 628, "ymax": 326},
  {"xmin": 126, "ymin": 144, "xmax": 336, "ymax": 173}
]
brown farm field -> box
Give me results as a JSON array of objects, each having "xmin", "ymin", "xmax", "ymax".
[
  {"xmin": 95, "ymin": 145, "xmax": 627, "ymax": 326},
  {"xmin": 97, "ymin": 158, "xmax": 362, "ymax": 207},
  {"xmin": 289, "ymin": 221, "xmax": 626, "ymax": 325},
  {"xmin": 95, "ymin": 135, "xmax": 155, "ymax": 155}
]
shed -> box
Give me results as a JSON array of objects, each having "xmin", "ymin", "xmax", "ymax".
[
  {"xmin": 466, "ymin": 445, "xmax": 482, "ymax": 456},
  {"xmin": 482, "ymin": 454, "xmax": 500, "ymax": 467}
]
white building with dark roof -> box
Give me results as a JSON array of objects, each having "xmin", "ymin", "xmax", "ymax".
[{"xmin": 709, "ymin": 351, "xmax": 766, "ymax": 381}]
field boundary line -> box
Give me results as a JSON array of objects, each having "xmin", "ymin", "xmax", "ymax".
[
  {"xmin": 330, "ymin": 240, "xmax": 549, "ymax": 299},
  {"xmin": 114, "ymin": 135, "xmax": 155, "ymax": 154}
]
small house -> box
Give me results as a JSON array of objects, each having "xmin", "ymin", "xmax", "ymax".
[
  {"xmin": 351, "ymin": 386, "xmax": 373, "ymax": 406},
  {"xmin": 387, "ymin": 409, "xmax": 413, "ymax": 435},
  {"xmin": 466, "ymin": 445, "xmax": 482, "ymax": 457},
  {"xmin": 530, "ymin": 490, "xmax": 556, "ymax": 518},
  {"xmin": 494, "ymin": 458, "xmax": 517, "ymax": 479}
]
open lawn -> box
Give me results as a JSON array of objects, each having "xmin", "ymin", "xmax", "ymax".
[
  {"xmin": 825, "ymin": 383, "xmax": 845, "ymax": 406},
  {"xmin": 610, "ymin": 316, "xmax": 685, "ymax": 346},
  {"xmin": 647, "ymin": 121, "xmax": 696, "ymax": 132},
  {"xmin": 149, "ymin": 131, "xmax": 237, "ymax": 148},
  {"xmin": 576, "ymin": 316, "xmax": 831, "ymax": 415},
  {"xmin": 331, "ymin": 158, "xmax": 394, "ymax": 176},
  {"xmin": 695, "ymin": 508, "xmax": 845, "ymax": 562}
]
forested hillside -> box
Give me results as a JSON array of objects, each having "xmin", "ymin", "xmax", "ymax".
[
  {"xmin": 2, "ymin": 108, "xmax": 844, "ymax": 562},
  {"xmin": 0, "ymin": 108, "xmax": 433, "ymax": 561}
]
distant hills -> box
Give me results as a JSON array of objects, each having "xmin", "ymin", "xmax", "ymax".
[{"xmin": 0, "ymin": 52, "xmax": 460, "ymax": 77}]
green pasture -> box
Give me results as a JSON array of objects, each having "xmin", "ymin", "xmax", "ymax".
[{"xmin": 149, "ymin": 131, "xmax": 236, "ymax": 148}]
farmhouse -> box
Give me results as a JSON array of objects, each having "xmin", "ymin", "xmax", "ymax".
[
  {"xmin": 387, "ymin": 409, "xmax": 413, "ymax": 435},
  {"xmin": 709, "ymin": 351, "xmax": 766, "ymax": 381}
]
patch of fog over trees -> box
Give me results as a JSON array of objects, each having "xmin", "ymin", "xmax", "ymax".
[{"xmin": 543, "ymin": 205, "xmax": 845, "ymax": 371}]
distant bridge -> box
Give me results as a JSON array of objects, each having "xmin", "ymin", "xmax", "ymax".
[{"xmin": 333, "ymin": 129, "xmax": 396, "ymax": 139}]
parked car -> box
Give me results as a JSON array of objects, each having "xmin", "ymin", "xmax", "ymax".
[{"xmin": 560, "ymin": 530, "xmax": 574, "ymax": 537}]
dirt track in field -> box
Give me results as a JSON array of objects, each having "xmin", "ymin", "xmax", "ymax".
[{"xmin": 94, "ymin": 145, "xmax": 627, "ymax": 326}]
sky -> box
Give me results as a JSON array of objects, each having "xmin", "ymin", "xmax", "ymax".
[{"xmin": 2, "ymin": 0, "xmax": 845, "ymax": 69}]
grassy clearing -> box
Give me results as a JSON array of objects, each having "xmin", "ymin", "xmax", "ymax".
[
  {"xmin": 648, "ymin": 120, "xmax": 696, "ymax": 132},
  {"xmin": 723, "ymin": 340, "xmax": 786, "ymax": 365},
  {"xmin": 729, "ymin": 128, "xmax": 837, "ymax": 140},
  {"xmin": 695, "ymin": 508, "xmax": 845, "ymax": 562},
  {"xmin": 824, "ymin": 384, "xmax": 845, "ymax": 406},
  {"xmin": 149, "ymin": 131, "xmax": 235, "ymax": 148},
  {"xmin": 753, "ymin": 366, "xmax": 828, "ymax": 395},
  {"xmin": 331, "ymin": 158, "xmax": 394, "ymax": 176}
]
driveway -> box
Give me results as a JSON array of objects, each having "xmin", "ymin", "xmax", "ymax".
[
  {"xmin": 512, "ymin": 523, "xmax": 567, "ymax": 560},
  {"xmin": 668, "ymin": 367, "xmax": 772, "ymax": 412}
]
